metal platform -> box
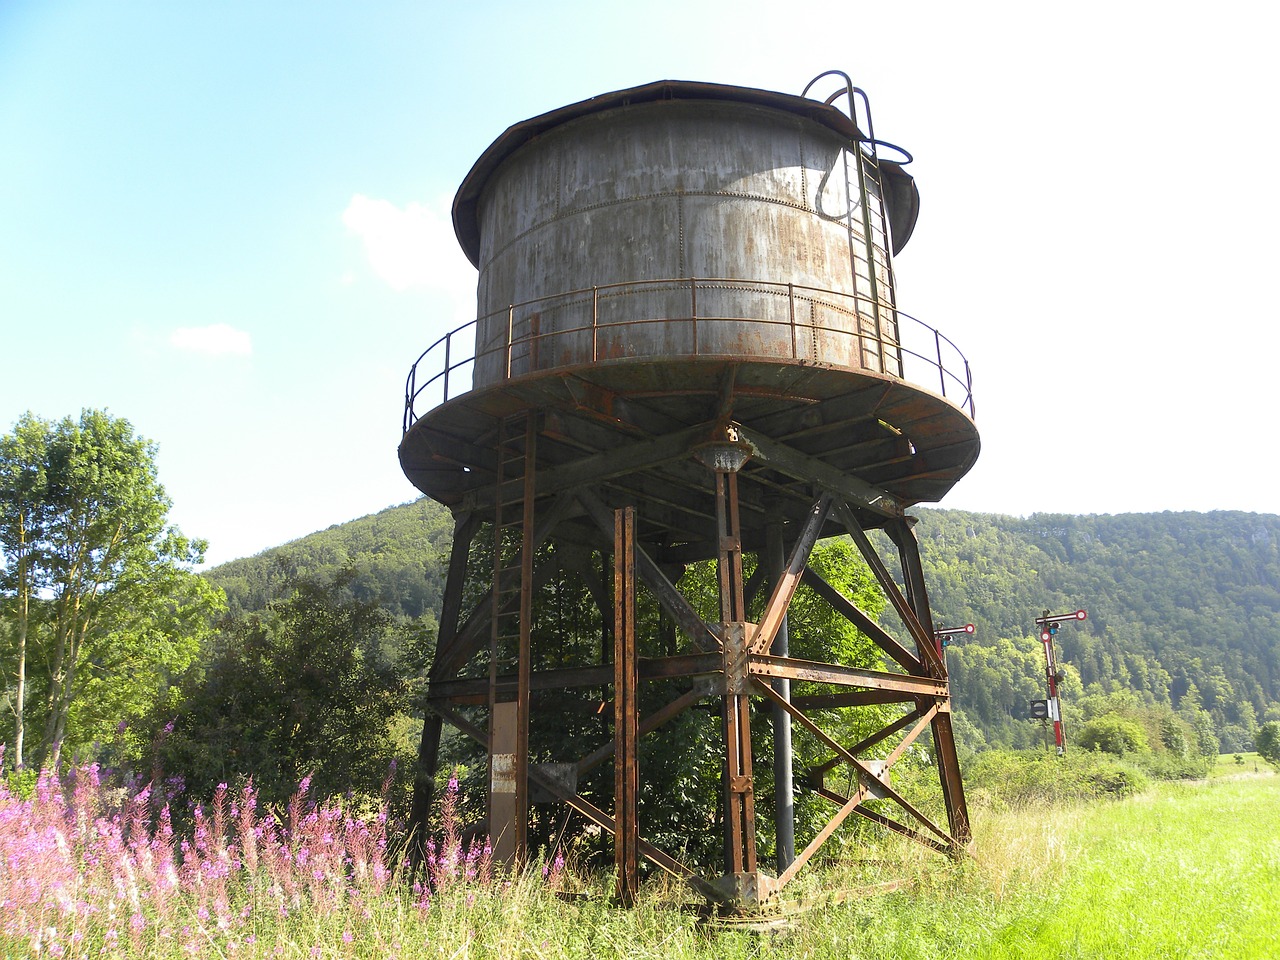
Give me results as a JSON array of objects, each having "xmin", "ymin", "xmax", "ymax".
[{"xmin": 401, "ymin": 352, "xmax": 979, "ymax": 553}]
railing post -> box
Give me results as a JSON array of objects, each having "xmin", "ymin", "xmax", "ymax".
[
  {"xmin": 506, "ymin": 305, "xmax": 514, "ymax": 380},
  {"xmin": 404, "ymin": 367, "xmax": 414, "ymax": 433},
  {"xmin": 788, "ymin": 283, "xmax": 797, "ymax": 359},
  {"xmin": 690, "ymin": 277, "xmax": 698, "ymax": 355},
  {"xmin": 935, "ymin": 328, "xmax": 945, "ymax": 399},
  {"xmin": 443, "ymin": 332, "xmax": 452, "ymax": 403},
  {"xmin": 965, "ymin": 359, "xmax": 975, "ymax": 418},
  {"xmin": 592, "ymin": 286, "xmax": 599, "ymax": 363}
]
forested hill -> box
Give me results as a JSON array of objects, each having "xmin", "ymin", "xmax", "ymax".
[
  {"xmin": 904, "ymin": 509, "xmax": 1280, "ymax": 750},
  {"xmin": 205, "ymin": 503, "xmax": 1280, "ymax": 751},
  {"xmin": 207, "ymin": 498, "xmax": 455, "ymax": 621}
]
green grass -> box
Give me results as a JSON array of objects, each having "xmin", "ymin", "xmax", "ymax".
[
  {"xmin": 1210, "ymin": 751, "xmax": 1270, "ymax": 778},
  {"xmin": 6, "ymin": 772, "xmax": 1279, "ymax": 958},
  {"xmin": 425, "ymin": 775, "xmax": 1280, "ymax": 960},
  {"xmin": 638, "ymin": 775, "xmax": 1280, "ymax": 959}
]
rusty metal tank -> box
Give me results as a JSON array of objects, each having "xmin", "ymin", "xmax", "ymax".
[
  {"xmin": 401, "ymin": 78, "xmax": 977, "ymax": 513},
  {"xmin": 452, "ymin": 79, "xmax": 916, "ymax": 389}
]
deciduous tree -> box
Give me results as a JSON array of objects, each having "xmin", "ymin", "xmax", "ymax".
[
  {"xmin": 156, "ymin": 569, "xmax": 417, "ymax": 807},
  {"xmin": 1257, "ymin": 722, "xmax": 1280, "ymax": 767},
  {"xmin": 0, "ymin": 410, "xmax": 221, "ymax": 767}
]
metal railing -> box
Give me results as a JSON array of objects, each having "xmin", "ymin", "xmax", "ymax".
[{"xmin": 403, "ymin": 277, "xmax": 974, "ymax": 432}]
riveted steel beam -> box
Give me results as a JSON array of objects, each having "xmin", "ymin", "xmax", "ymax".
[{"xmin": 734, "ymin": 426, "xmax": 902, "ymax": 519}]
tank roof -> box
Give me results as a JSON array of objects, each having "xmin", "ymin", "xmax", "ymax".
[{"xmin": 452, "ymin": 78, "xmax": 919, "ymax": 266}]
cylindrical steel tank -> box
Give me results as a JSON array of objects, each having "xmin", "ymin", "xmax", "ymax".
[{"xmin": 453, "ymin": 81, "xmax": 912, "ymax": 389}]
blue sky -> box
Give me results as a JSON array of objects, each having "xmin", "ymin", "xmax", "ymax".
[{"xmin": 2, "ymin": 1, "xmax": 1277, "ymax": 567}]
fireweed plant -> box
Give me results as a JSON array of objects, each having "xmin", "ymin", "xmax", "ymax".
[{"xmin": 0, "ymin": 748, "xmax": 567, "ymax": 958}]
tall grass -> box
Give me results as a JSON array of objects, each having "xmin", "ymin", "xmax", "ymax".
[
  {"xmin": 4, "ymin": 747, "xmax": 1277, "ymax": 959},
  {"xmin": 0, "ymin": 753, "xmax": 556, "ymax": 958}
]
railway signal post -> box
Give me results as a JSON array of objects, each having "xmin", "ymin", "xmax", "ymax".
[{"xmin": 1031, "ymin": 609, "xmax": 1086, "ymax": 754}]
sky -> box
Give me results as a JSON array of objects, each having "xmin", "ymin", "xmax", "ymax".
[{"xmin": 2, "ymin": 1, "xmax": 1277, "ymax": 568}]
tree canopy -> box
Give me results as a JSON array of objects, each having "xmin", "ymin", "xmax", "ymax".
[
  {"xmin": 154, "ymin": 569, "xmax": 424, "ymax": 809},
  {"xmin": 0, "ymin": 410, "xmax": 222, "ymax": 768}
]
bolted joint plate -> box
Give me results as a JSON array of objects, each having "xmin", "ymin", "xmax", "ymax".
[
  {"xmin": 722, "ymin": 622, "xmax": 755, "ymax": 694},
  {"xmin": 696, "ymin": 442, "xmax": 752, "ymax": 476},
  {"xmin": 713, "ymin": 870, "xmax": 780, "ymax": 906}
]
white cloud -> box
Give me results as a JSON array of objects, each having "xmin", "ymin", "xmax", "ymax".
[
  {"xmin": 169, "ymin": 323, "xmax": 253, "ymax": 357},
  {"xmin": 342, "ymin": 194, "xmax": 474, "ymax": 310}
]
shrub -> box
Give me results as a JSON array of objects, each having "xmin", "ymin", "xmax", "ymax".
[
  {"xmin": 1257, "ymin": 722, "xmax": 1280, "ymax": 767},
  {"xmin": 1075, "ymin": 713, "xmax": 1149, "ymax": 756},
  {"xmin": 965, "ymin": 749, "xmax": 1148, "ymax": 807}
]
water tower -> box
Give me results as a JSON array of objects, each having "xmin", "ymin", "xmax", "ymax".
[{"xmin": 400, "ymin": 72, "xmax": 979, "ymax": 906}]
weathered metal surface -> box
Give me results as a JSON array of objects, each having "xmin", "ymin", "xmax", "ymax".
[
  {"xmin": 453, "ymin": 80, "xmax": 919, "ymax": 263},
  {"xmin": 457, "ymin": 85, "xmax": 904, "ymax": 389}
]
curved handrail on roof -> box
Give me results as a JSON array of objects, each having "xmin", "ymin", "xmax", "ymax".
[{"xmin": 403, "ymin": 277, "xmax": 974, "ymax": 433}]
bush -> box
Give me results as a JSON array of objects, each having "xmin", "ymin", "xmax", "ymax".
[
  {"xmin": 1257, "ymin": 722, "xmax": 1280, "ymax": 767},
  {"xmin": 1137, "ymin": 750, "xmax": 1213, "ymax": 781},
  {"xmin": 965, "ymin": 749, "xmax": 1148, "ymax": 807},
  {"xmin": 1076, "ymin": 713, "xmax": 1149, "ymax": 756}
]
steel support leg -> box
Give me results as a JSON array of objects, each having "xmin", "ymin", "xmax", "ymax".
[
  {"xmin": 886, "ymin": 517, "xmax": 971, "ymax": 848},
  {"xmin": 410, "ymin": 511, "xmax": 479, "ymax": 864},
  {"xmin": 714, "ymin": 468, "xmax": 759, "ymax": 898},
  {"xmin": 613, "ymin": 507, "xmax": 640, "ymax": 904}
]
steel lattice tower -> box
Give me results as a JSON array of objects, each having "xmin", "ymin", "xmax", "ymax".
[{"xmin": 400, "ymin": 72, "xmax": 980, "ymax": 906}]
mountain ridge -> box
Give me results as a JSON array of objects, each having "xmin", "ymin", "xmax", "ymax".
[{"xmin": 204, "ymin": 500, "xmax": 1280, "ymax": 751}]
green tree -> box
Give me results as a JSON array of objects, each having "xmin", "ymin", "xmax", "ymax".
[
  {"xmin": 0, "ymin": 410, "xmax": 221, "ymax": 767},
  {"xmin": 1256, "ymin": 722, "xmax": 1280, "ymax": 767},
  {"xmin": 0, "ymin": 415, "xmax": 53, "ymax": 767},
  {"xmin": 1076, "ymin": 712, "xmax": 1149, "ymax": 756},
  {"xmin": 156, "ymin": 570, "xmax": 421, "ymax": 807}
]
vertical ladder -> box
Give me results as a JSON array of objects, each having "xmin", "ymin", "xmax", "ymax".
[
  {"xmin": 488, "ymin": 411, "xmax": 536, "ymax": 863},
  {"xmin": 491, "ymin": 413, "xmax": 527, "ymax": 676},
  {"xmin": 829, "ymin": 81, "xmax": 903, "ymax": 379}
]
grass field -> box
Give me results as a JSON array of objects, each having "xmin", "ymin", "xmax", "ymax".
[
  {"xmin": 3, "ymin": 768, "xmax": 1278, "ymax": 958},
  {"xmin": 799, "ymin": 773, "xmax": 1280, "ymax": 960},
  {"xmin": 1210, "ymin": 751, "xmax": 1266, "ymax": 778}
]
